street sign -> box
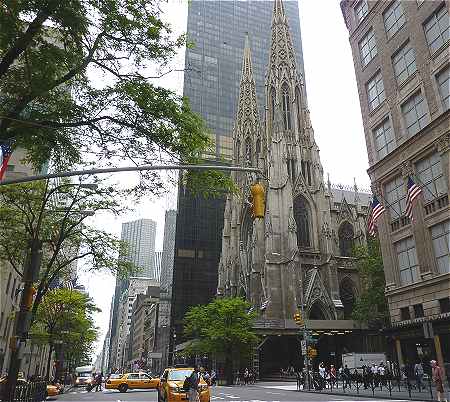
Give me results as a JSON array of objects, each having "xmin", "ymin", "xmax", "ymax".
[{"xmin": 301, "ymin": 340, "xmax": 307, "ymax": 354}]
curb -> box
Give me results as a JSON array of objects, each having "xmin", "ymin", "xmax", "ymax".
[
  {"xmin": 293, "ymin": 389, "xmax": 437, "ymax": 402},
  {"xmin": 253, "ymin": 384, "xmax": 438, "ymax": 402}
]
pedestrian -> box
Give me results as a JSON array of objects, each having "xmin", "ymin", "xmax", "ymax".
[
  {"xmin": 414, "ymin": 361, "xmax": 424, "ymax": 391},
  {"xmin": 210, "ymin": 370, "xmax": 216, "ymax": 386},
  {"xmin": 186, "ymin": 366, "xmax": 201, "ymax": 402},
  {"xmin": 330, "ymin": 365, "xmax": 337, "ymax": 388},
  {"xmin": 244, "ymin": 368, "xmax": 249, "ymax": 385},
  {"xmin": 319, "ymin": 362, "xmax": 326, "ymax": 390},
  {"xmin": 343, "ymin": 365, "xmax": 351, "ymax": 389},
  {"xmin": 431, "ymin": 360, "xmax": 448, "ymax": 402},
  {"xmin": 95, "ymin": 372, "xmax": 103, "ymax": 392},
  {"xmin": 378, "ymin": 362, "xmax": 385, "ymax": 387}
]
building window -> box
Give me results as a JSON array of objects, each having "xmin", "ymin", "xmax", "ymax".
[
  {"xmin": 383, "ymin": 1, "xmax": 406, "ymax": 38},
  {"xmin": 6, "ymin": 272, "xmax": 12, "ymax": 294},
  {"xmin": 392, "ymin": 41, "xmax": 417, "ymax": 85},
  {"xmin": 401, "ymin": 91, "xmax": 429, "ymax": 137},
  {"xmin": 436, "ymin": 65, "xmax": 450, "ymax": 111},
  {"xmin": 359, "ymin": 29, "xmax": 378, "ymax": 67},
  {"xmin": 236, "ymin": 139, "xmax": 240, "ymax": 163},
  {"xmin": 245, "ymin": 137, "xmax": 252, "ymax": 166},
  {"xmin": 430, "ymin": 220, "xmax": 450, "ymax": 274},
  {"xmin": 385, "ymin": 176, "xmax": 407, "ymax": 219},
  {"xmin": 400, "ymin": 307, "xmax": 411, "ymax": 321},
  {"xmin": 424, "ymin": 6, "xmax": 449, "ymax": 53},
  {"xmin": 339, "ymin": 222, "xmax": 355, "ymax": 257},
  {"xmin": 367, "ymin": 71, "xmax": 386, "ymax": 111},
  {"xmin": 413, "ymin": 303, "xmax": 424, "ymax": 318},
  {"xmin": 395, "ymin": 236, "xmax": 419, "ymax": 285},
  {"xmin": 415, "ymin": 153, "xmax": 447, "ymax": 202},
  {"xmin": 295, "ymin": 86, "xmax": 302, "ymax": 130},
  {"xmin": 282, "ymin": 83, "xmax": 291, "ymax": 130},
  {"xmin": 439, "ymin": 297, "xmax": 450, "ymax": 313},
  {"xmin": 373, "ymin": 117, "xmax": 395, "ymax": 159},
  {"xmin": 293, "ymin": 195, "xmax": 310, "ymax": 248},
  {"xmin": 270, "ymin": 87, "xmax": 276, "ymax": 123},
  {"xmin": 355, "ymin": 0, "xmax": 369, "ymax": 23}
]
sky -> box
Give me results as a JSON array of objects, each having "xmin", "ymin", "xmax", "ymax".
[{"xmin": 80, "ymin": 0, "xmax": 372, "ymax": 358}]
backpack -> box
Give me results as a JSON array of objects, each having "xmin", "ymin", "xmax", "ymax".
[{"xmin": 183, "ymin": 376, "xmax": 191, "ymax": 391}]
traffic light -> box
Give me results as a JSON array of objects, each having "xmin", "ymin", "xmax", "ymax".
[
  {"xmin": 23, "ymin": 287, "xmax": 36, "ymax": 310},
  {"xmin": 293, "ymin": 312, "xmax": 303, "ymax": 326},
  {"xmin": 307, "ymin": 346, "xmax": 317, "ymax": 358},
  {"xmin": 250, "ymin": 182, "xmax": 265, "ymax": 218}
]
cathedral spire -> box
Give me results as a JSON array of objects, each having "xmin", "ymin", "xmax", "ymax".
[
  {"xmin": 273, "ymin": 0, "xmax": 286, "ymax": 23},
  {"xmin": 233, "ymin": 34, "xmax": 261, "ymax": 169},
  {"xmin": 267, "ymin": 0, "xmax": 297, "ymax": 76}
]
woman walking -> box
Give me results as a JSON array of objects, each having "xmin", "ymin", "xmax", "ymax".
[{"xmin": 431, "ymin": 360, "xmax": 448, "ymax": 402}]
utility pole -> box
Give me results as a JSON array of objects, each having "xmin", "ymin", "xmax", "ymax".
[{"xmin": 5, "ymin": 238, "xmax": 42, "ymax": 400}]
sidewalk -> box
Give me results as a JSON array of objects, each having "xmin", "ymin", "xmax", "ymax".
[{"xmin": 255, "ymin": 381, "xmax": 441, "ymax": 401}]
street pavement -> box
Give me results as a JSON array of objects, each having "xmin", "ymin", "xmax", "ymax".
[{"xmin": 54, "ymin": 384, "xmax": 427, "ymax": 402}]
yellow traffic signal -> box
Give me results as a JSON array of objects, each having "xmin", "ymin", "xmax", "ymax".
[
  {"xmin": 307, "ymin": 346, "xmax": 317, "ymax": 358},
  {"xmin": 250, "ymin": 182, "xmax": 265, "ymax": 218},
  {"xmin": 293, "ymin": 312, "xmax": 303, "ymax": 326}
]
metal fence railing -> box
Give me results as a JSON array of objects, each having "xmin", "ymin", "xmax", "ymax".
[
  {"xmin": 0, "ymin": 381, "xmax": 47, "ymax": 402},
  {"xmin": 295, "ymin": 372, "xmax": 438, "ymax": 401}
]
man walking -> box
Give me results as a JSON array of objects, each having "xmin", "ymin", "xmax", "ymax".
[{"xmin": 187, "ymin": 366, "xmax": 201, "ymax": 402}]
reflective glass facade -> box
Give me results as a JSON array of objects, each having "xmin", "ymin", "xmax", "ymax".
[{"xmin": 184, "ymin": 0, "xmax": 305, "ymax": 158}]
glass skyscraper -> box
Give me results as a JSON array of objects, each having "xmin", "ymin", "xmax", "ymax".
[
  {"xmin": 170, "ymin": 0, "xmax": 306, "ymax": 352},
  {"xmin": 184, "ymin": 0, "xmax": 305, "ymax": 158}
]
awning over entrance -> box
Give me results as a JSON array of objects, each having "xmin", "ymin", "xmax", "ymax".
[{"xmin": 252, "ymin": 318, "xmax": 367, "ymax": 335}]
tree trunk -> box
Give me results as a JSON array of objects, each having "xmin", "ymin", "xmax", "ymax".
[
  {"xmin": 225, "ymin": 353, "xmax": 233, "ymax": 385},
  {"xmin": 45, "ymin": 344, "xmax": 53, "ymax": 382}
]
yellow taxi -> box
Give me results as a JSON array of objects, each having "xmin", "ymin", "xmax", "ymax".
[
  {"xmin": 105, "ymin": 372, "xmax": 159, "ymax": 392},
  {"xmin": 157, "ymin": 367, "xmax": 210, "ymax": 402},
  {"xmin": 46, "ymin": 384, "xmax": 59, "ymax": 398}
]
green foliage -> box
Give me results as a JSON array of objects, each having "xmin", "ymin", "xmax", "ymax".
[
  {"xmin": 30, "ymin": 288, "xmax": 99, "ymax": 370},
  {"xmin": 183, "ymin": 297, "xmax": 259, "ymax": 371},
  {"xmin": 351, "ymin": 238, "xmax": 389, "ymax": 327},
  {"xmin": 0, "ymin": 179, "xmax": 138, "ymax": 319},
  {"xmin": 0, "ymin": 0, "xmax": 233, "ymax": 197}
]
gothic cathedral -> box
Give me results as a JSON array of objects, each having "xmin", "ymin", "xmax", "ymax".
[{"xmin": 217, "ymin": 0, "xmax": 374, "ymax": 374}]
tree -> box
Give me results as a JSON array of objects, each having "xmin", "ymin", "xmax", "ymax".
[
  {"xmin": 0, "ymin": 0, "xmax": 232, "ymax": 196},
  {"xmin": 183, "ymin": 297, "xmax": 259, "ymax": 385},
  {"xmin": 351, "ymin": 237, "xmax": 389, "ymax": 328},
  {"xmin": 0, "ymin": 178, "xmax": 137, "ymax": 320},
  {"xmin": 30, "ymin": 288, "xmax": 99, "ymax": 381}
]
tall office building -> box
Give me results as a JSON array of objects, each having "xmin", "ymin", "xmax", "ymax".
[
  {"xmin": 154, "ymin": 251, "xmax": 162, "ymax": 282},
  {"xmin": 156, "ymin": 210, "xmax": 177, "ymax": 368},
  {"xmin": 171, "ymin": 0, "xmax": 306, "ymax": 349},
  {"xmin": 108, "ymin": 219, "xmax": 157, "ymax": 370},
  {"xmin": 121, "ymin": 219, "xmax": 157, "ymax": 279},
  {"xmin": 341, "ymin": 0, "xmax": 449, "ymax": 374}
]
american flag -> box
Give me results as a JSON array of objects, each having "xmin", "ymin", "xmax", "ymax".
[
  {"xmin": 260, "ymin": 298, "xmax": 271, "ymax": 311},
  {"xmin": 368, "ymin": 196, "xmax": 386, "ymax": 236},
  {"xmin": 406, "ymin": 176, "xmax": 422, "ymax": 220},
  {"xmin": 0, "ymin": 140, "xmax": 14, "ymax": 180}
]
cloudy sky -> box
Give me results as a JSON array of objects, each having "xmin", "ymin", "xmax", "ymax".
[{"xmin": 80, "ymin": 0, "xmax": 371, "ymax": 357}]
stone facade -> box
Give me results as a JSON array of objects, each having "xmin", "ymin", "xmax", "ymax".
[
  {"xmin": 217, "ymin": 0, "xmax": 373, "ymax": 375},
  {"xmin": 341, "ymin": 0, "xmax": 449, "ymax": 377}
]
